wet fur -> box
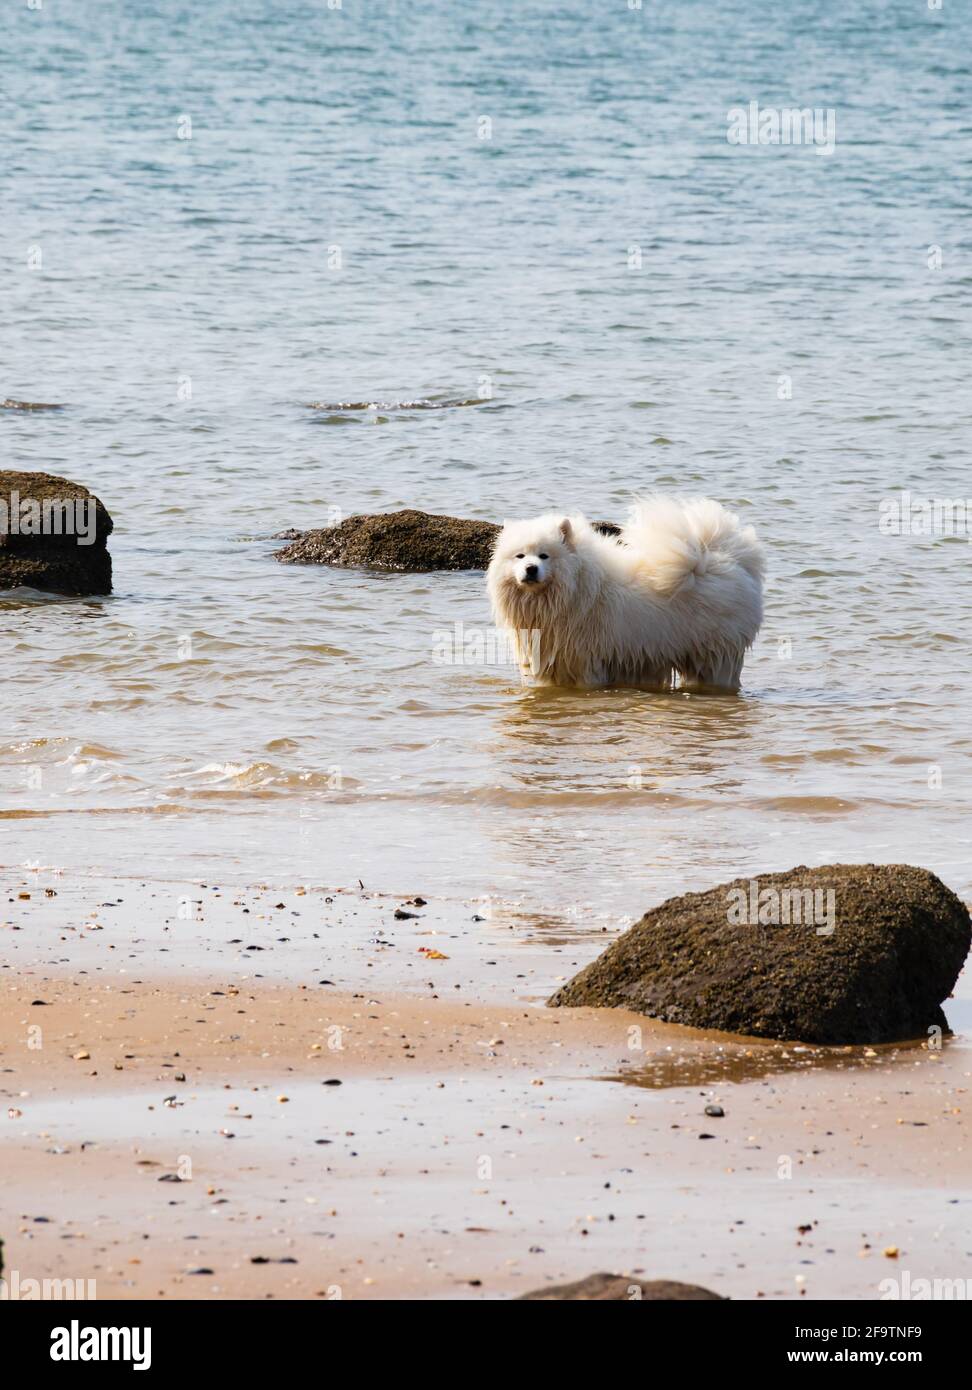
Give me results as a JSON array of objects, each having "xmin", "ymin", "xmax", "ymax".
[{"xmin": 486, "ymin": 496, "xmax": 764, "ymax": 692}]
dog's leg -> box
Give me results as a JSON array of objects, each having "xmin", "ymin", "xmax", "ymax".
[
  {"xmin": 641, "ymin": 664, "xmax": 676, "ymax": 691},
  {"xmin": 679, "ymin": 651, "xmax": 744, "ymax": 694},
  {"xmin": 614, "ymin": 662, "xmax": 674, "ymax": 691}
]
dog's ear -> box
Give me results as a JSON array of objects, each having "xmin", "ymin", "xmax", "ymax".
[{"xmin": 559, "ymin": 517, "xmax": 574, "ymax": 548}]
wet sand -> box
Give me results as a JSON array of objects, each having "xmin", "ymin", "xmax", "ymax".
[{"xmin": 2, "ymin": 873, "xmax": 970, "ymax": 1300}]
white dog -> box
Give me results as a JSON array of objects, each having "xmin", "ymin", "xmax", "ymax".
[{"xmin": 486, "ymin": 496, "xmax": 764, "ymax": 691}]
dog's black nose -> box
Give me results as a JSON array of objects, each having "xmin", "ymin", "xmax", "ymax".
[{"xmin": 524, "ymin": 564, "xmax": 539, "ymax": 580}]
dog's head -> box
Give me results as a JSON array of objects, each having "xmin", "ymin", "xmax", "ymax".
[{"xmin": 487, "ymin": 515, "xmax": 577, "ymax": 599}]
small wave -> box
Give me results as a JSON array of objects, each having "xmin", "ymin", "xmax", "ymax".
[
  {"xmin": 56, "ymin": 742, "xmax": 125, "ymax": 763},
  {"xmin": 754, "ymin": 794, "xmax": 863, "ymax": 814},
  {"xmin": 319, "ymin": 784, "xmax": 711, "ymax": 810},
  {"xmin": 305, "ymin": 397, "xmax": 486, "ymax": 412},
  {"xmin": 0, "ymin": 736, "xmax": 74, "ymax": 761},
  {"xmin": 172, "ymin": 761, "xmax": 357, "ymax": 792},
  {"xmin": 0, "ymin": 805, "xmax": 199, "ymax": 819},
  {"xmin": 180, "ymin": 760, "xmax": 276, "ymax": 786}
]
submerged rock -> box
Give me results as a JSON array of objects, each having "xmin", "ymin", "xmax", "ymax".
[
  {"xmin": 306, "ymin": 397, "xmax": 485, "ymax": 412},
  {"xmin": 276, "ymin": 509, "xmax": 499, "ymax": 572},
  {"xmin": 275, "ymin": 509, "xmax": 620, "ymax": 572},
  {"xmin": 548, "ymin": 864, "xmax": 970, "ymax": 1045},
  {"xmin": 0, "ymin": 470, "xmax": 113, "ymax": 595},
  {"xmin": 517, "ymin": 1273, "xmax": 724, "ymax": 1301}
]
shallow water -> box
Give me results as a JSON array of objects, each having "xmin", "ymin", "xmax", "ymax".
[{"xmin": 3, "ymin": 1, "xmax": 972, "ymax": 916}]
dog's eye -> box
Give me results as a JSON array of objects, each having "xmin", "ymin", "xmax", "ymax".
[
  {"xmin": 515, "ymin": 553, "xmax": 524, "ymax": 559},
  {"xmin": 538, "ymin": 553, "xmax": 548, "ymax": 560}
]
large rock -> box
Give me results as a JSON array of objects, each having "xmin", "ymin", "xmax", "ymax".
[
  {"xmin": 276, "ymin": 509, "xmax": 499, "ymax": 572},
  {"xmin": 275, "ymin": 509, "xmax": 620, "ymax": 572},
  {"xmin": 517, "ymin": 1273, "xmax": 724, "ymax": 1301},
  {"xmin": 0, "ymin": 470, "xmax": 113, "ymax": 595},
  {"xmin": 549, "ymin": 864, "xmax": 971, "ymax": 1045}
]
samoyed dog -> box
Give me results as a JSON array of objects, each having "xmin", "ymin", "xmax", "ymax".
[{"xmin": 486, "ymin": 496, "xmax": 764, "ymax": 692}]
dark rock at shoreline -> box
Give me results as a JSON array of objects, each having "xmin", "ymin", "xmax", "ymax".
[
  {"xmin": 0, "ymin": 469, "xmax": 113, "ymax": 595},
  {"xmin": 517, "ymin": 1273, "xmax": 725, "ymax": 1301},
  {"xmin": 1, "ymin": 471, "xmax": 112, "ymax": 549},
  {"xmin": 276, "ymin": 509, "xmax": 500, "ymax": 572},
  {"xmin": 548, "ymin": 864, "xmax": 971, "ymax": 1045},
  {"xmin": 275, "ymin": 509, "xmax": 621, "ymax": 572}
]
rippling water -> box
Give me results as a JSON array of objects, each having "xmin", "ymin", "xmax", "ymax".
[{"xmin": 3, "ymin": 0, "xmax": 971, "ymax": 912}]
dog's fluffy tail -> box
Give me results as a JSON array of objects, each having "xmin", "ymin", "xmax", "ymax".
[{"xmin": 622, "ymin": 496, "xmax": 764, "ymax": 596}]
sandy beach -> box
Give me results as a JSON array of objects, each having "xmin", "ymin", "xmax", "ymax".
[{"xmin": 3, "ymin": 872, "xmax": 969, "ymax": 1301}]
